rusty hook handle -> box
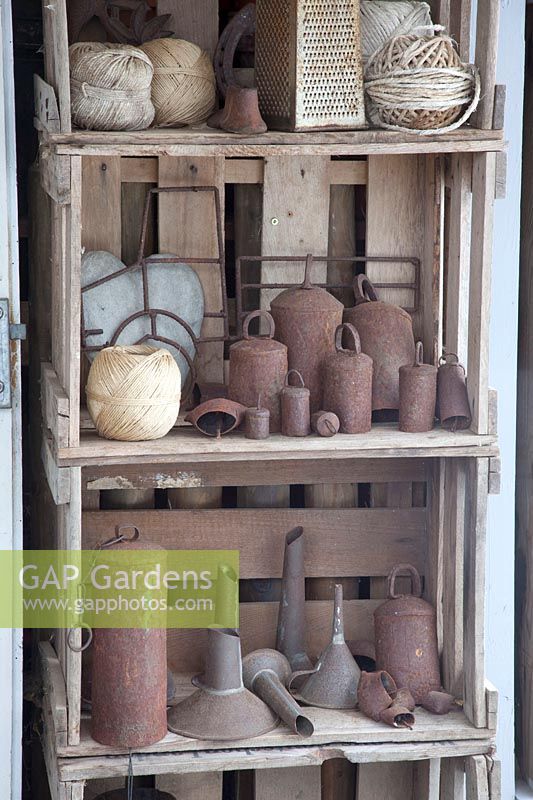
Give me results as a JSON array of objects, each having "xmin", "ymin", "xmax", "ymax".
[
  {"xmin": 243, "ymin": 310, "xmax": 276, "ymax": 340},
  {"xmin": 285, "ymin": 369, "xmax": 306, "ymax": 389},
  {"xmin": 302, "ymin": 254, "xmax": 314, "ymax": 289},
  {"xmin": 353, "ymin": 274, "xmax": 379, "ymax": 305},
  {"xmin": 439, "ymin": 351, "xmax": 466, "ymax": 373},
  {"xmin": 335, "ymin": 323, "xmax": 361, "ymax": 355},
  {"xmin": 415, "ymin": 341, "xmax": 424, "ymax": 366},
  {"xmin": 67, "ymin": 624, "xmax": 93, "ymax": 653},
  {"xmin": 388, "ymin": 563, "xmax": 422, "ymax": 599}
]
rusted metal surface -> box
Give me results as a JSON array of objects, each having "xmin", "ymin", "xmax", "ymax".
[
  {"xmin": 167, "ymin": 629, "xmax": 278, "ymax": 740},
  {"xmin": 185, "ymin": 398, "xmax": 247, "ymax": 436},
  {"xmin": 420, "ymin": 690, "xmax": 456, "ymax": 715},
  {"xmin": 281, "ymin": 369, "xmax": 311, "ymax": 437},
  {"xmin": 242, "ymin": 649, "xmax": 314, "ymax": 737},
  {"xmin": 229, "ymin": 310, "xmax": 287, "ymax": 433},
  {"xmin": 213, "ymin": 3, "xmax": 256, "ymax": 97},
  {"xmin": 379, "ymin": 703, "xmax": 415, "ymax": 729},
  {"xmin": 437, "ymin": 352, "xmax": 472, "ymax": 431},
  {"xmin": 357, "ymin": 670, "xmax": 415, "ymax": 729},
  {"xmin": 208, "ymin": 85, "xmax": 267, "ymax": 134},
  {"xmin": 290, "ymin": 584, "xmax": 360, "ymax": 709},
  {"xmin": 323, "ymin": 323, "xmax": 372, "ymax": 434},
  {"xmin": 81, "ymin": 186, "xmax": 229, "ymax": 404},
  {"xmin": 344, "ymin": 275, "xmax": 415, "ymax": 412},
  {"xmin": 311, "ymin": 410, "xmax": 340, "ymax": 437},
  {"xmin": 245, "ymin": 403, "xmax": 270, "ymax": 440},
  {"xmin": 90, "ymin": 531, "xmax": 167, "ymax": 748},
  {"xmin": 270, "ymin": 255, "xmax": 343, "ymax": 413},
  {"xmin": 399, "ymin": 341, "xmax": 437, "ymax": 433},
  {"xmin": 276, "ymin": 527, "xmax": 312, "ymax": 672}
]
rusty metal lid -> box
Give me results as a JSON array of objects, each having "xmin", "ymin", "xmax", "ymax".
[{"xmin": 270, "ymin": 255, "xmax": 343, "ymax": 314}]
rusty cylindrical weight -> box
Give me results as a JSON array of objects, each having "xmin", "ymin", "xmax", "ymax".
[
  {"xmin": 270, "ymin": 254, "xmax": 343, "ymax": 412},
  {"xmin": 437, "ymin": 352, "xmax": 472, "ymax": 430},
  {"xmin": 343, "ymin": 275, "xmax": 415, "ymax": 411},
  {"xmin": 322, "ymin": 323, "xmax": 372, "ymax": 434},
  {"xmin": 280, "ymin": 369, "xmax": 311, "ymax": 437},
  {"xmin": 91, "ymin": 528, "xmax": 167, "ymax": 748},
  {"xmin": 245, "ymin": 395, "xmax": 270, "ymax": 440},
  {"xmin": 229, "ymin": 310, "xmax": 288, "ymax": 433},
  {"xmin": 311, "ymin": 410, "xmax": 340, "ymax": 437},
  {"xmin": 399, "ymin": 342, "xmax": 437, "ymax": 433}
]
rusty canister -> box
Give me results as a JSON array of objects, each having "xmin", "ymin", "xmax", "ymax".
[
  {"xmin": 399, "ymin": 342, "xmax": 437, "ymax": 433},
  {"xmin": 343, "ymin": 275, "xmax": 415, "ymax": 411},
  {"xmin": 322, "ymin": 323, "xmax": 373, "ymax": 434},
  {"xmin": 245, "ymin": 398, "xmax": 270, "ymax": 440},
  {"xmin": 437, "ymin": 352, "xmax": 472, "ymax": 430},
  {"xmin": 229, "ymin": 310, "xmax": 288, "ymax": 433},
  {"xmin": 281, "ymin": 369, "xmax": 310, "ymax": 436},
  {"xmin": 311, "ymin": 410, "xmax": 340, "ymax": 437},
  {"xmin": 270, "ymin": 254, "xmax": 343, "ymax": 412},
  {"xmin": 373, "ymin": 564, "xmax": 441, "ymax": 704},
  {"xmin": 91, "ymin": 529, "xmax": 167, "ymax": 748}
]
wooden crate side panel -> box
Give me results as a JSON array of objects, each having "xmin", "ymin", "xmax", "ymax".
[
  {"xmin": 156, "ymin": 0, "xmax": 218, "ymax": 58},
  {"xmin": 41, "ymin": 0, "xmax": 71, "ymax": 131},
  {"xmin": 445, "ymin": 153, "xmax": 472, "ymax": 362}
]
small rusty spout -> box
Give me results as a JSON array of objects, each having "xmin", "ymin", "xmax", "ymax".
[
  {"xmin": 242, "ymin": 649, "xmax": 314, "ymax": 737},
  {"xmin": 420, "ymin": 690, "xmax": 456, "ymax": 715},
  {"xmin": 276, "ymin": 527, "xmax": 312, "ymax": 672},
  {"xmin": 379, "ymin": 703, "xmax": 415, "ymax": 729},
  {"xmin": 357, "ymin": 670, "xmax": 397, "ymax": 722}
]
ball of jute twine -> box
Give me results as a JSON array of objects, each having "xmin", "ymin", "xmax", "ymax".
[
  {"xmin": 140, "ymin": 38, "xmax": 216, "ymax": 127},
  {"xmin": 70, "ymin": 42, "xmax": 155, "ymax": 131},
  {"xmin": 365, "ymin": 29, "xmax": 480, "ymax": 134},
  {"xmin": 86, "ymin": 345, "xmax": 181, "ymax": 441},
  {"xmin": 360, "ymin": 1, "xmax": 433, "ymax": 65}
]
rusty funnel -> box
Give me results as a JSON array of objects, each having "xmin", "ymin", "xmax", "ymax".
[
  {"xmin": 289, "ymin": 584, "xmax": 360, "ymax": 709},
  {"xmin": 276, "ymin": 527, "xmax": 312, "ymax": 672},
  {"xmin": 167, "ymin": 629, "xmax": 278, "ymax": 741},
  {"xmin": 242, "ymin": 649, "xmax": 314, "ymax": 737}
]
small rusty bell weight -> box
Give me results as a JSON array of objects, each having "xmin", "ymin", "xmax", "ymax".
[
  {"xmin": 399, "ymin": 342, "xmax": 437, "ymax": 433},
  {"xmin": 322, "ymin": 323, "xmax": 372, "ymax": 434},
  {"xmin": 229, "ymin": 310, "xmax": 288, "ymax": 433},
  {"xmin": 245, "ymin": 395, "xmax": 270, "ymax": 440},
  {"xmin": 311, "ymin": 410, "xmax": 340, "ymax": 437},
  {"xmin": 281, "ymin": 369, "xmax": 311, "ymax": 437},
  {"xmin": 437, "ymin": 352, "xmax": 472, "ymax": 430}
]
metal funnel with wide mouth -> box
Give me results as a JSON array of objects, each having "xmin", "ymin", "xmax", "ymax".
[
  {"xmin": 289, "ymin": 584, "xmax": 360, "ymax": 709},
  {"xmin": 242, "ymin": 649, "xmax": 314, "ymax": 737},
  {"xmin": 167, "ymin": 629, "xmax": 279, "ymax": 741},
  {"xmin": 276, "ymin": 526, "xmax": 313, "ymax": 672}
]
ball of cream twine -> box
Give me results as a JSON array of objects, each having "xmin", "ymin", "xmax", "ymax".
[
  {"xmin": 140, "ymin": 38, "xmax": 216, "ymax": 127},
  {"xmin": 360, "ymin": 1, "xmax": 433, "ymax": 65},
  {"xmin": 70, "ymin": 42, "xmax": 155, "ymax": 131},
  {"xmin": 365, "ymin": 31, "xmax": 480, "ymax": 134},
  {"xmin": 86, "ymin": 345, "xmax": 181, "ymax": 441}
]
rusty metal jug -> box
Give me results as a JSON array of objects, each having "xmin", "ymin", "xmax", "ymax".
[
  {"xmin": 343, "ymin": 275, "xmax": 415, "ymax": 412},
  {"xmin": 270, "ymin": 254, "xmax": 343, "ymax": 412},
  {"xmin": 229, "ymin": 310, "xmax": 288, "ymax": 433},
  {"xmin": 322, "ymin": 323, "xmax": 373, "ymax": 434}
]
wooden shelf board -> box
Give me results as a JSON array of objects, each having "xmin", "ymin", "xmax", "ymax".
[
  {"xmin": 57, "ymin": 424, "xmax": 498, "ymax": 468},
  {"xmin": 42, "ymin": 124, "xmax": 505, "ymax": 158}
]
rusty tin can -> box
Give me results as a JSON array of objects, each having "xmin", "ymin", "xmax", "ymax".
[
  {"xmin": 270, "ymin": 254, "xmax": 343, "ymax": 412},
  {"xmin": 437, "ymin": 353, "xmax": 472, "ymax": 430},
  {"xmin": 245, "ymin": 398, "xmax": 270, "ymax": 440},
  {"xmin": 91, "ymin": 529, "xmax": 167, "ymax": 748},
  {"xmin": 311, "ymin": 410, "xmax": 340, "ymax": 437},
  {"xmin": 280, "ymin": 369, "xmax": 311, "ymax": 436},
  {"xmin": 229, "ymin": 310, "xmax": 288, "ymax": 433},
  {"xmin": 399, "ymin": 342, "xmax": 437, "ymax": 433},
  {"xmin": 322, "ymin": 323, "xmax": 373, "ymax": 434},
  {"xmin": 373, "ymin": 564, "xmax": 442, "ymax": 704},
  {"xmin": 344, "ymin": 275, "xmax": 415, "ymax": 411}
]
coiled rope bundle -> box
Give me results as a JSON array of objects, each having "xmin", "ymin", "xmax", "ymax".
[
  {"xmin": 360, "ymin": 1, "xmax": 433, "ymax": 64},
  {"xmin": 87, "ymin": 345, "xmax": 181, "ymax": 441}
]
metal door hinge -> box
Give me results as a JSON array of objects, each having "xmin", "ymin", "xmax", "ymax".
[{"xmin": 0, "ymin": 299, "xmax": 27, "ymax": 409}]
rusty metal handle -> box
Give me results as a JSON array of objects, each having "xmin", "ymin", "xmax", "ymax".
[
  {"xmin": 388, "ymin": 563, "xmax": 422, "ymax": 599},
  {"xmin": 285, "ymin": 369, "xmax": 306, "ymax": 389},
  {"xmin": 243, "ymin": 310, "xmax": 276, "ymax": 340},
  {"xmin": 335, "ymin": 323, "xmax": 361, "ymax": 355},
  {"xmin": 288, "ymin": 667, "xmax": 317, "ymax": 694},
  {"xmin": 302, "ymin": 254, "xmax": 314, "ymax": 289},
  {"xmin": 415, "ymin": 341, "xmax": 424, "ymax": 366},
  {"xmin": 439, "ymin": 351, "xmax": 466, "ymax": 373},
  {"xmin": 353, "ymin": 274, "xmax": 379, "ymax": 305},
  {"xmin": 67, "ymin": 624, "xmax": 93, "ymax": 653}
]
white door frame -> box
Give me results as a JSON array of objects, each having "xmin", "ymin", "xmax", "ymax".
[{"xmin": 0, "ymin": 0, "xmax": 23, "ymax": 798}]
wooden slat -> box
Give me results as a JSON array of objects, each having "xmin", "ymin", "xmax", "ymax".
[
  {"xmin": 41, "ymin": 0, "xmax": 71, "ymax": 131},
  {"xmin": 157, "ymin": 0, "xmax": 218, "ymax": 58},
  {"xmin": 66, "ymin": 157, "xmax": 82, "ymax": 446},
  {"xmin": 82, "ymin": 508, "xmax": 426, "ymax": 578},
  {"xmin": 465, "ymin": 755, "xmax": 489, "ymax": 800},
  {"xmin": 422, "ymin": 156, "xmax": 444, "ymax": 364},
  {"xmin": 255, "ymin": 767, "xmax": 321, "ymax": 800},
  {"xmin": 449, "ymin": 0, "xmax": 472, "ymax": 61},
  {"xmin": 42, "ymin": 437, "xmax": 71, "ymax": 505},
  {"xmin": 413, "ymin": 758, "xmax": 441, "ymax": 799},
  {"xmin": 468, "ymin": 153, "xmax": 496, "ymax": 433},
  {"xmin": 472, "ymin": 0, "xmax": 501, "ymax": 130},
  {"xmin": 440, "ymin": 758, "xmax": 465, "ymax": 800},
  {"xmin": 41, "ymin": 363, "xmax": 70, "ymax": 448},
  {"xmin": 442, "ymin": 460, "xmax": 466, "ymax": 697},
  {"xmin": 40, "ymin": 146, "xmax": 70, "ymax": 205},
  {"xmin": 426, "ymin": 460, "xmax": 445, "ymax": 653},
  {"xmin": 81, "ymin": 158, "xmax": 122, "ymax": 258},
  {"xmin": 328, "ymin": 185, "xmax": 357, "ymax": 306},
  {"xmin": 158, "ymin": 156, "xmax": 225, "ymax": 383},
  {"xmin": 463, "ymin": 459, "xmax": 489, "ymax": 728},
  {"xmin": 357, "ymin": 763, "xmax": 414, "ymax": 800},
  {"xmin": 157, "ymin": 773, "xmax": 222, "ymax": 799},
  {"xmin": 166, "ymin": 599, "xmax": 379, "ymax": 673},
  {"xmin": 121, "ymin": 157, "xmax": 158, "ymax": 184},
  {"xmin": 446, "ymin": 153, "xmax": 472, "ymax": 361}
]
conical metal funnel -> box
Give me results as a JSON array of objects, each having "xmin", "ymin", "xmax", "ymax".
[
  {"xmin": 290, "ymin": 584, "xmax": 360, "ymax": 709},
  {"xmin": 276, "ymin": 527, "xmax": 312, "ymax": 672},
  {"xmin": 242, "ymin": 649, "xmax": 314, "ymax": 737},
  {"xmin": 167, "ymin": 629, "xmax": 279, "ymax": 741}
]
